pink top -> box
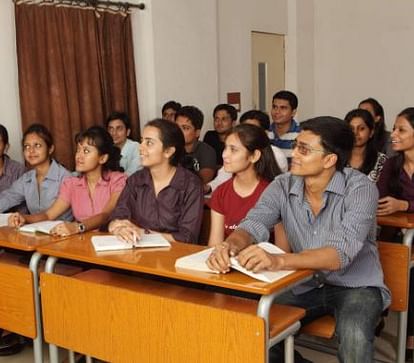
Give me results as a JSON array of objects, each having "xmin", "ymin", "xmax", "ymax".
[{"xmin": 58, "ymin": 171, "xmax": 127, "ymax": 221}]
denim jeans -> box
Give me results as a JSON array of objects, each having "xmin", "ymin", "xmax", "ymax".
[{"xmin": 276, "ymin": 284, "xmax": 383, "ymax": 363}]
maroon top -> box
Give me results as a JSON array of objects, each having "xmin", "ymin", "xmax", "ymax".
[
  {"xmin": 109, "ymin": 166, "xmax": 204, "ymax": 243},
  {"xmin": 377, "ymin": 156, "xmax": 414, "ymax": 212}
]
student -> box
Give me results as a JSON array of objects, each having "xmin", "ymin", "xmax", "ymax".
[
  {"xmin": 204, "ymin": 104, "xmax": 237, "ymax": 165},
  {"xmin": 208, "ymin": 117, "xmax": 389, "ymax": 363},
  {"xmin": 359, "ymin": 97, "xmax": 393, "ymax": 155},
  {"xmin": 206, "ymin": 110, "xmax": 287, "ymax": 194},
  {"xmin": 269, "ymin": 90, "xmax": 300, "ymax": 161},
  {"xmin": 9, "ymin": 126, "xmax": 126, "ymax": 236},
  {"xmin": 108, "ymin": 119, "xmax": 203, "ymax": 244},
  {"xmin": 376, "ymin": 107, "xmax": 414, "ymax": 360},
  {"xmin": 161, "ymin": 100, "xmax": 181, "ymax": 121},
  {"xmin": 0, "ymin": 124, "xmax": 25, "ymax": 193},
  {"xmin": 208, "ymin": 124, "xmax": 281, "ymax": 246},
  {"xmin": 0, "ymin": 123, "xmax": 72, "ymax": 220},
  {"xmin": 344, "ymin": 108, "xmax": 387, "ymax": 182},
  {"xmin": 106, "ymin": 111, "xmax": 142, "ymax": 176},
  {"xmin": 176, "ymin": 105, "xmax": 217, "ymax": 184}
]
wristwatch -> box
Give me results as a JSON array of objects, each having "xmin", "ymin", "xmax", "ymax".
[{"xmin": 77, "ymin": 222, "xmax": 86, "ymax": 234}]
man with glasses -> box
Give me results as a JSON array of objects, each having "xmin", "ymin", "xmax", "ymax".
[
  {"xmin": 207, "ymin": 116, "xmax": 389, "ymax": 363},
  {"xmin": 203, "ymin": 104, "xmax": 237, "ymax": 166}
]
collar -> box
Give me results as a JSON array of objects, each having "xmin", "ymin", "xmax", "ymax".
[
  {"xmin": 134, "ymin": 166, "xmax": 189, "ymax": 192},
  {"xmin": 271, "ymin": 119, "xmax": 300, "ymax": 137},
  {"xmin": 23, "ymin": 159, "xmax": 62, "ymax": 183},
  {"xmin": 71, "ymin": 172, "xmax": 112, "ymax": 188},
  {"xmin": 289, "ymin": 170, "xmax": 346, "ymax": 199}
]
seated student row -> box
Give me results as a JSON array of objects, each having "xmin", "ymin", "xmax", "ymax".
[
  {"xmin": 0, "ymin": 121, "xmax": 202, "ymax": 244},
  {"xmin": 0, "ymin": 104, "xmax": 410, "ymax": 362},
  {"xmin": 0, "ymin": 102, "xmax": 400, "ymax": 242}
]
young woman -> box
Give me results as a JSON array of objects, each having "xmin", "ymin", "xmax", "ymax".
[
  {"xmin": 0, "ymin": 123, "xmax": 72, "ymax": 219},
  {"xmin": 206, "ymin": 110, "xmax": 288, "ymax": 194},
  {"xmin": 208, "ymin": 124, "xmax": 281, "ymax": 246},
  {"xmin": 108, "ymin": 119, "xmax": 204, "ymax": 244},
  {"xmin": 344, "ymin": 108, "xmax": 387, "ymax": 182},
  {"xmin": 376, "ymin": 107, "xmax": 414, "ymax": 359},
  {"xmin": 0, "ymin": 124, "xmax": 25, "ymax": 194},
  {"xmin": 9, "ymin": 126, "xmax": 127, "ymax": 236},
  {"xmin": 359, "ymin": 97, "xmax": 392, "ymax": 155}
]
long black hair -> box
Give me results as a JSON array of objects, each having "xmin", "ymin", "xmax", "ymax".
[
  {"xmin": 344, "ymin": 108, "xmax": 378, "ymax": 175},
  {"xmin": 359, "ymin": 98, "xmax": 387, "ymax": 153},
  {"xmin": 227, "ymin": 124, "xmax": 281, "ymax": 182},
  {"xmin": 387, "ymin": 107, "xmax": 414, "ymax": 197}
]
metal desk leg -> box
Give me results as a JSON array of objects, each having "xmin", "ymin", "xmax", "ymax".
[
  {"xmin": 29, "ymin": 252, "xmax": 44, "ymax": 363},
  {"xmin": 45, "ymin": 256, "xmax": 59, "ymax": 363},
  {"xmin": 257, "ymin": 275, "xmax": 314, "ymax": 363}
]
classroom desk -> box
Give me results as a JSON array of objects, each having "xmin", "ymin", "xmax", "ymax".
[
  {"xmin": 377, "ymin": 212, "xmax": 414, "ymax": 363},
  {"xmin": 38, "ymin": 232, "xmax": 313, "ymax": 363},
  {"xmin": 0, "ymin": 227, "xmax": 71, "ymax": 363}
]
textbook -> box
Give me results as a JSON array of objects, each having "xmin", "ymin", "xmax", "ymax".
[
  {"xmin": 19, "ymin": 220, "xmax": 64, "ymax": 234},
  {"xmin": 91, "ymin": 234, "xmax": 171, "ymax": 252},
  {"xmin": 175, "ymin": 242, "xmax": 295, "ymax": 283}
]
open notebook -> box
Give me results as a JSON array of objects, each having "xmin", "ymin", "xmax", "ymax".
[
  {"xmin": 19, "ymin": 220, "xmax": 64, "ymax": 234},
  {"xmin": 91, "ymin": 234, "xmax": 171, "ymax": 252},
  {"xmin": 175, "ymin": 242, "xmax": 295, "ymax": 283}
]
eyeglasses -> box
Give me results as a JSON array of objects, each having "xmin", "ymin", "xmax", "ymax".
[{"xmin": 291, "ymin": 140, "xmax": 326, "ymax": 156}]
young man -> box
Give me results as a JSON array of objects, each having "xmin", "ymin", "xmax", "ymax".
[
  {"xmin": 208, "ymin": 116, "xmax": 389, "ymax": 363},
  {"xmin": 176, "ymin": 106, "xmax": 217, "ymax": 184},
  {"xmin": 203, "ymin": 104, "xmax": 237, "ymax": 166},
  {"xmin": 270, "ymin": 90, "xmax": 301, "ymax": 161},
  {"xmin": 106, "ymin": 112, "xmax": 141, "ymax": 176},
  {"xmin": 161, "ymin": 100, "xmax": 181, "ymax": 121}
]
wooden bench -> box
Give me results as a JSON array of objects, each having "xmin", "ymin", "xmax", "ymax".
[
  {"xmin": 298, "ymin": 241, "xmax": 410, "ymax": 363},
  {"xmin": 41, "ymin": 268, "xmax": 305, "ymax": 363}
]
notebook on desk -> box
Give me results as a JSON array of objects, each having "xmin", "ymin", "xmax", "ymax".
[
  {"xmin": 91, "ymin": 234, "xmax": 171, "ymax": 252},
  {"xmin": 19, "ymin": 220, "xmax": 64, "ymax": 234},
  {"xmin": 175, "ymin": 242, "xmax": 295, "ymax": 283}
]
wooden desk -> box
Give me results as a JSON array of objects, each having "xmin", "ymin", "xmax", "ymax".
[
  {"xmin": 38, "ymin": 232, "xmax": 313, "ymax": 363},
  {"xmin": 0, "ymin": 227, "xmax": 72, "ymax": 363},
  {"xmin": 378, "ymin": 212, "xmax": 414, "ymax": 230},
  {"xmin": 377, "ymin": 212, "xmax": 414, "ymax": 363}
]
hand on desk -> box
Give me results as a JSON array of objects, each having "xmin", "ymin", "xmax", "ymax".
[
  {"xmin": 206, "ymin": 242, "xmax": 234, "ymax": 273},
  {"xmin": 237, "ymin": 245, "xmax": 285, "ymax": 273},
  {"xmin": 50, "ymin": 222, "xmax": 77, "ymax": 237},
  {"xmin": 8, "ymin": 212, "xmax": 25, "ymax": 228},
  {"xmin": 377, "ymin": 197, "xmax": 409, "ymax": 216},
  {"xmin": 108, "ymin": 219, "xmax": 143, "ymax": 246}
]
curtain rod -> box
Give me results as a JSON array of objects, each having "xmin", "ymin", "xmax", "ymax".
[
  {"xmin": 15, "ymin": 0, "xmax": 145, "ymax": 10},
  {"xmin": 90, "ymin": 1, "xmax": 145, "ymax": 10}
]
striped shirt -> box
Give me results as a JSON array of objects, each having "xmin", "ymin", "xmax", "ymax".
[
  {"xmin": 269, "ymin": 119, "xmax": 301, "ymax": 159},
  {"xmin": 238, "ymin": 168, "xmax": 390, "ymax": 309}
]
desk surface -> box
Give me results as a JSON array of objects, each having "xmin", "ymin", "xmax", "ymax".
[
  {"xmin": 377, "ymin": 212, "xmax": 414, "ymax": 229},
  {"xmin": 0, "ymin": 227, "xmax": 68, "ymax": 251},
  {"xmin": 38, "ymin": 232, "xmax": 313, "ymax": 295}
]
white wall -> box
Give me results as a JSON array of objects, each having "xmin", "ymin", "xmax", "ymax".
[
  {"xmin": 3, "ymin": 1, "xmax": 414, "ymax": 152},
  {"xmin": 0, "ymin": 2, "xmax": 23, "ymax": 161},
  {"xmin": 132, "ymin": 0, "xmax": 219, "ymax": 135},
  {"xmin": 217, "ymin": 0, "xmax": 288, "ymax": 120},
  {"xmin": 313, "ymin": 0, "xmax": 414, "ymax": 129}
]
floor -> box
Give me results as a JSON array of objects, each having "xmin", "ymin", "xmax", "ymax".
[{"xmin": 0, "ymin": 311, "xmax": 401, "ymax": 362}]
